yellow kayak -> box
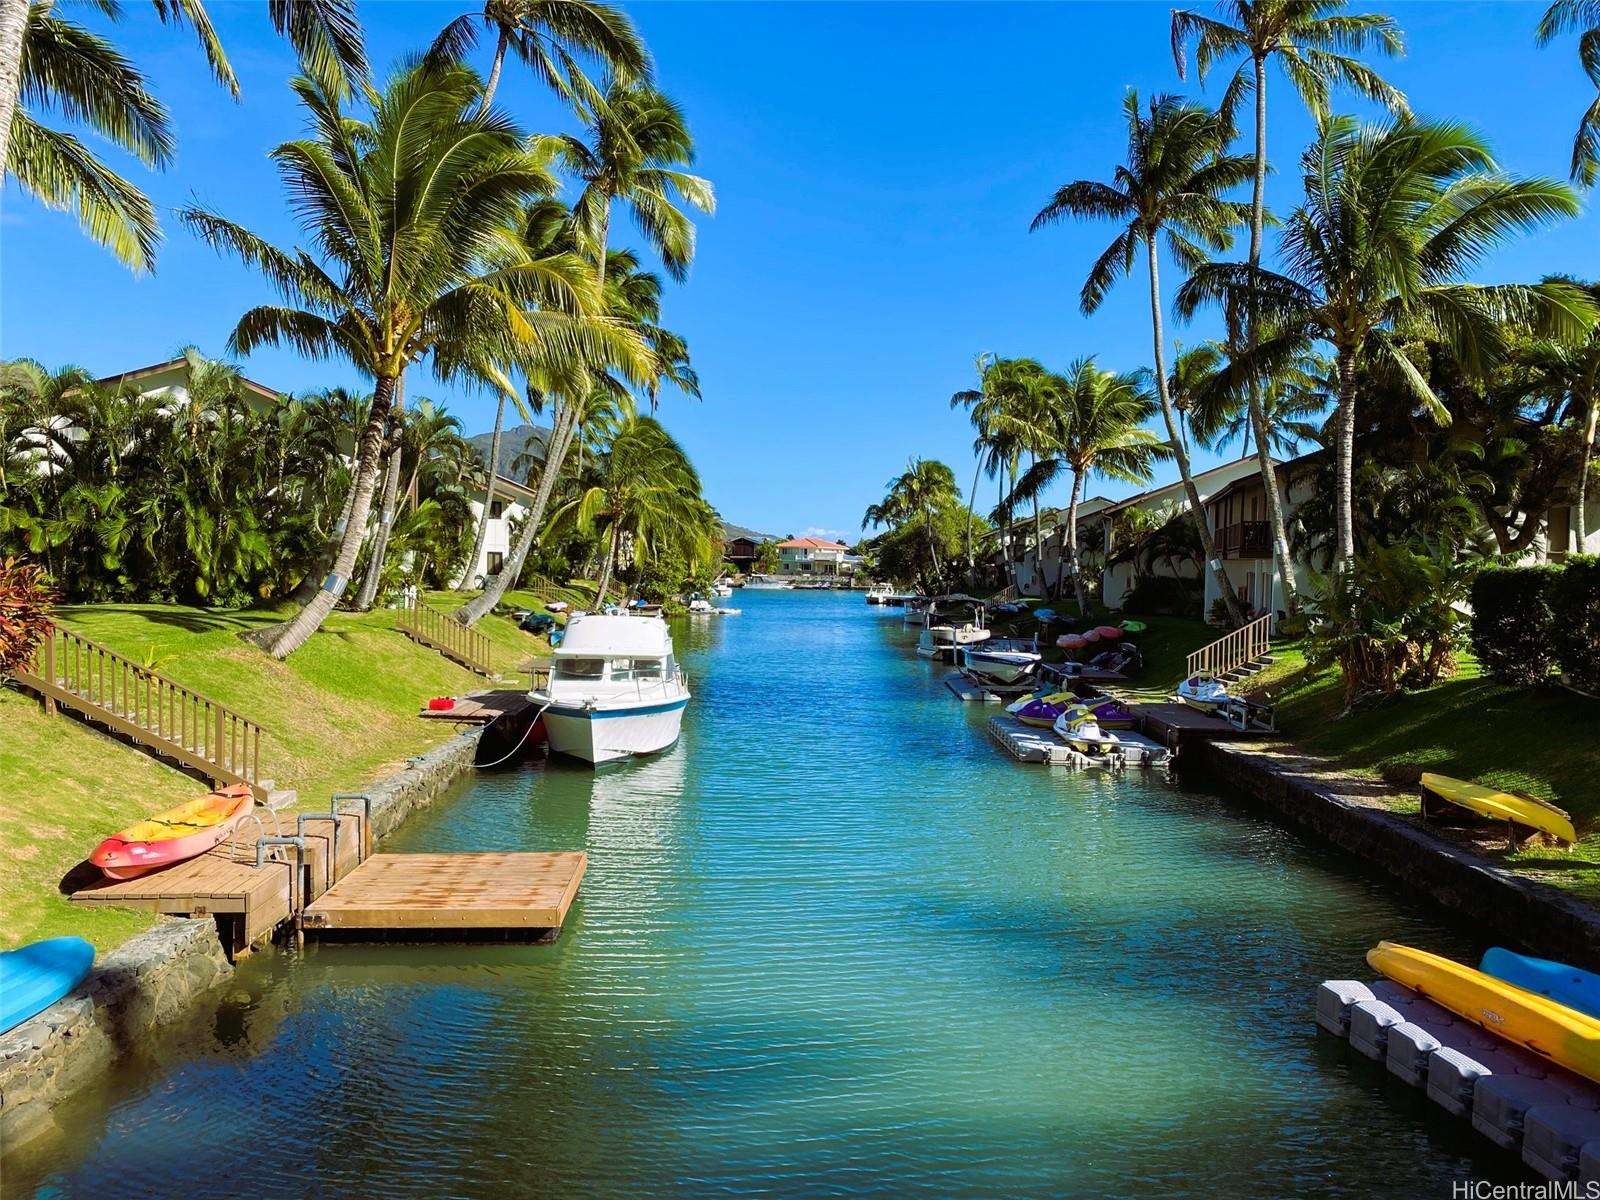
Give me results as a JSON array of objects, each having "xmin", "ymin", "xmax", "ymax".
[
  {"xmin": 1368, "ymin": 942, "xmax": 1600, "ymax": 1083},
  {"xmin": 1420, "ymin": 772, "xmax": 1576, "ymax": 844}
]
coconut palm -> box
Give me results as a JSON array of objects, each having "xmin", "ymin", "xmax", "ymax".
[
  {"xmin": 549, "ymin": 79, "xmax": 715, "ymax": 285},
  {"xmin": 0, "ymin": 0, "xmax": 365, "ymax": 270},
  {"xmin": 1538, "ymin": 1, "xmax": 1600, "ymax": 186},
  {"xmin": 862, "ymin": 458, "xmax": 960, "ymax": 590},
  {"xmin": 1010, "ymin": 361, "xmax": 1168, "ymax": 612},
  {"xmin": 1519, "ymin": 280, "xmax": 1600, "ymax": 546},
  {"xmin": 427, "ymin": 0, "xmax": 647, "ymax": 110},
  {"xmin": 1031, "ymin": 91, "xmax": 1252, "ymax": 622},
  {"xmin": 949, "ymin": 353, "xmax": 1004, "ymax": 584},
  {"xmin": 1171, "ymin": 0, "xmax": 1407, "ymax": 610},
  {"xmin": 1187, "ymin": 344, "xmax": 1333, "ymax": 456},
  {"xmin": 1177, "ymin": 117, "xmax": 1591, "ymax": 567},
  {"xmin": 950, "ymin": 356, "xmax": 1048, "ymax": 591},
  {"xmin": 179, "ymin": 61, "xmax": 616, "ymax": 658}
]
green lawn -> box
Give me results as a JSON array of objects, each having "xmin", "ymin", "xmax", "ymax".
[
  {"xmin": 1242, "ymin": 644, "xmax": 1600, "ymax": 897},
  {"xmin": 2, "ymin": 584, "xmax": 587, "ymax": 951}
]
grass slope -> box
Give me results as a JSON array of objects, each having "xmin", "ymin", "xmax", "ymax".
[{"xmin": 1, "ymin": 587, "xmax": 580, "ymax": 951}]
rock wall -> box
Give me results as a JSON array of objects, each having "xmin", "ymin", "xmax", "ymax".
[
  {"xmin": 364, "ymin": 728, "xmax": 481, "ymax": 840},
  {"xmin": 1203, "ymin": 742, "xmax": 1600, "ymax": 968},
  {"xmin": 0, "ymin": 918, "xmax": 231, "ymax": 1147}
]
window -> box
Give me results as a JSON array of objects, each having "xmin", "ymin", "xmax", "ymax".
[
  {"xmin": 555, "ymin": 658, "xmax": 606, "ymax": 680},
  {"xmin": 616, "ymin": 657, "xmax": 664, "ymax": 681},
  {"xmin": 489, "ymin": 500, "xmax": 505, "ymax": 519},
  {"xmin": 487, "ymin": 551, "xmax": 504, "ymax": 575}
]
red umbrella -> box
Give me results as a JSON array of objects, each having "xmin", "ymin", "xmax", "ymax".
[
  {"xmin": 1094, "ymin": 625, "xmax": 1124, "ymax": 640},
  {"xmin": 1059, "ymin": 634, "xmax": 1086, "ymax": 650}
]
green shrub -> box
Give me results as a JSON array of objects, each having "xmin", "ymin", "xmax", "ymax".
[
  {"xmin": 1551, "ymin": 555, "xmax": 1600, "ymax": 694},
  {"xmin": 1470, "ymin": 564, "xmax": 1562, "ymax": 686},
  {"xmin": 1122, "ymin": 575, "xmax": 1200, "ymax": 617}
]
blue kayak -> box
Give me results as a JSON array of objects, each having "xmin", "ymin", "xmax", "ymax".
[
  {"xmin": 1481, "ymin": 947, "xmax": 1600, "ymax": 1020},
  {"xmin": 0, "ymin": 936, "xmax": 95, "ymax": 1034}
]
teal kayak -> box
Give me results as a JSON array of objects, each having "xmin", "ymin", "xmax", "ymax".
[
  {"xmin": 1481, "ymin": 947, "xmax": 1600, "ymax": 1020},
  {"xmin": 0, "ymin": 936, "xmax": 95, "ymax": 1033}
]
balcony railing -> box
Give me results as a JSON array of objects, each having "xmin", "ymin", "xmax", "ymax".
[{"xmin": 1215, "ymin": 520, "xmax": 1271, "ymax": 559}]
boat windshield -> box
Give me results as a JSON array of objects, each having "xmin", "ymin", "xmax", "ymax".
[
  {"xmin": 554, "ymin": 658, "xmax": 606, "ymax": 681},
  {"xmin": 610, "ymin": 657, "xmax": 665, "ymax": 682}
]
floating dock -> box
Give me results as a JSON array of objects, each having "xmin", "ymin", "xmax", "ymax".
[
  {"xmin": 1129, "ymin": 702, "xmax": 1275, "ymax": 749},
  {"xmin": 302, "ymin": 852, "xmax": 585, "ymax": 938},
  {"xmin": 1318, "ymin": 977, "xmax": 1600, "ymax": 1181},
  {"xmin": 418, "ymin": 690, "xmax": 537, "ymax": 725},
  {"xmin": 985, "ymin": 715, "xmax": 1172, "ymax": 770},
  {"xmin": 945, "ymin": 674, "xmax": 1034, "ymax": 703}
]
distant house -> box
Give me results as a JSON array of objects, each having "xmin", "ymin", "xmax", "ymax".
[
  {"xmin": 85, "ymin": 356, "xmax": 283, "ymax": 410},
  {"xmin": 723, "ymin": 536, "xmax": 763, "ymax": 573},
  {"xmin": 455, "ymin": 473, "xmax": 540, "ymax": 588},
  {"xmin": 777, "ymin": 536, "xmax": 850, "ymax": 576}
]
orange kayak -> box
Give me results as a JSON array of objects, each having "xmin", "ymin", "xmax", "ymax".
[{"xmin": 89, "ymin": 785, "xmax": 255, "ymax": 880}]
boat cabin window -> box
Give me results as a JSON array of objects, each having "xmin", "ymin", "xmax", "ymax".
[
  {"xmin": 555, "ymin": 657, "xmax": 606, "ymax": 680},
  {"xmin": 610, "ymin": 657, "xmax": 665, "ymax": 681}
]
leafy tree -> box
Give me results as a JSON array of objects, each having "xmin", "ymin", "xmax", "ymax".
[
  {"xmin": 1032, "ymin": 91, "xmax": 1252, "ymax": 622},
  {"xmin": 754, "ymin": 539, "xmax": 780, "ymax": 574},
  {"xmin": 862, "ymin": 458, "xmax": 961, "ymax": 590},
  {"xmin": 1172, "ymin": 0, "xmax": 1408, "ymax": 610}
]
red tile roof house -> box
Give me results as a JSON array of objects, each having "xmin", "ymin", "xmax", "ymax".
[{"xmin": 777, "ymin": 537, "xmax": 850, "ymax": 576}]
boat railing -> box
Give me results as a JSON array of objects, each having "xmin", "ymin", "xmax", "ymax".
[{"xmin": 15, "ymin": 624, "xmax": 266, "ymax": 798}]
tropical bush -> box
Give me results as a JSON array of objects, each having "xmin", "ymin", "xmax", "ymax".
[
  {"xmin": 1550, "ymin": 555, "xmax": 1600, "ymax": 694},
  {"xmin": 1305, "ymin": 545, "xmax": 1475, "ymax": 707},
  {"xmin": 0, "ymin": 558, "xmax": 54, "ymax": 675},
  {"xmin": 1121, "ymin": 575, "xmax": 1201, "ymax": 618},
  {"xmin": 1470, "ymin": 564, "xmax": 1563, "ymax": 686}
]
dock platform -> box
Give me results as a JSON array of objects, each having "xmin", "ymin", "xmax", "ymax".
[
  {"xmin": 418, "ymin": 689, "xmax": 535, "ymax": 725},
  {"xmin": 945, "ymin": 674, "xmax": 1033, "ymax": 703},
  {"xmin": 302, "ymin": 852, "xmax": 586, "ymax": 937},
  {"xmin": 1130, "ymin": 702, "xmax": 1274, "ymax": 749},
  {"xmin": 986, "ymin": 715, "xmax": 1172, "ymax": 769}
]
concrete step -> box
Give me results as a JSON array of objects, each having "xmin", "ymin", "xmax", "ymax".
[{"xmin": 266, "ymin": 789, "xmax": 298, "ymax": 811}]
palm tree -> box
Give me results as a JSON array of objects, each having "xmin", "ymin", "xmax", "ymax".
[
  {"xmin": 950, "ymin": 353, "xmax": 1003, "ymax": 585},
  {"xmin": 1177, "ymin": 117, "xmax": 1590, "ymax": 567},
  {"xmin": 950, "ymin": 356, "xmax": 1047, "ymax": 591},
  {"xmin": 550, "ymin": 78, "xmax": 715, "ymax": 285},
  {"xmin": 1538, "ymin": 1, "xmax": 1600, "ymax": 186},
  {"xmin": 1187, "ymin": 344, "xmax": 1333, "ymax": 457},
  {"xmin": 427, "ymin": 0, "xmax": 647, "ymax": 110},
  {"xmin": 1520, "ymin": 280, "xmax": 1600, "ymax": 546},
  {"xmin": 545, "ymin": 413, "xmax": 704, "ymax": 606},
  {"xmin": 1171, "ymin": 0, "xmax": 1407, "ymax": 611},
  {"xmin": 0, "ymin": 0, "xmax": 365, "ymax": 269},
  {"xmin": 1011, "ymin": 361, "xmax": 1168, "ymax": 613},
  {"xmin": 1032, "ymin": 91, "xmax": 1252, "ymax": 622},
  {"xmin": 179, "ymin": 61, "xmax": 612, "ymax": 658},
  {"xmin": 863, "ymin": 458, "xmax": 960, "ymax": 591}
]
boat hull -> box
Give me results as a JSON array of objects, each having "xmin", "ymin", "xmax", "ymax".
[{"xmin": 542, "ymin": 698, "xmax": 689, "ymax": 765}]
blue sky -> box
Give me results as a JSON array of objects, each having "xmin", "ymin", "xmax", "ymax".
[{"xmin": 2, "ymin": 1, "xmax": 1593, "ymax": 541}]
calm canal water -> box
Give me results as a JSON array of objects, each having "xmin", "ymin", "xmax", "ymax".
[{"xmin": 14, "ymin": 591, "xmax": 1515, "ymax": 1197}]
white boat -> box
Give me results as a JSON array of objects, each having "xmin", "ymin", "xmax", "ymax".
[
  {"xmin": 687, "ymin": 597, "xmax": 715, "ymax": 615},
  {"xmin": 711, "ymin": 581, "xmax": 733, "ymax": 598},
  {"xmin": 865, "ymin": 583, "xmax": 894, "ymax": 605},
  {"xmin": 957, "ymin": 638, "xmax": 1041, "ymax": 686},
  {"xmin": 1176, "ymin": 672, "xmax": 1230, "ymax": 714},
  {"xmin": 1051, "ymin": 704, "xmax": 1123, "ymax": 757},
  {"xmin": 531, "ymin": 612, "xmax": 690, "ymax": 765},
  {"xmin": 743, "ymin": 574, "xmax": 794, "ymax": 590},
  {"xmin": 916, "ymin": 602, "xmax": 992, "ymax": 660}
]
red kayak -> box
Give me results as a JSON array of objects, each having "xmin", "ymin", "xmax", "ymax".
[{"xmin": 89, "ymin": 785, "xmax": 255, "ymax": 880}]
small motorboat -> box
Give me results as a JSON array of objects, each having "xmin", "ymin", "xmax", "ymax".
[
  {"xmin": 865, "ymin": 583, "xmax": 894, "ymax": 605},
  {"xmin": 687, "ymin": 597, "xmax": 716, "ymax": 615},
  {"xmin": 715, "ymin": 606, "xmax": 742, "ymax": 616},
  {"xmin": 0, "ymin": 937, "xmax": 94, "ymax": 1034},
  {"xmin": 712, "ymin": 581, "xmax": 734, "ymax": 598},
  {"xmin": 1088, "ymin": 643, "xmax": 1143, "ymax": 676},
  {"xmin": 958, "ymin": 638, "xmax": 1041, "ymax": 686},
  {"xmin": 89, "ymin": 784, "xmax": 255, "ymax": 880},
  {"xmin": 1052, "ymin": 704, "xmax": 1123, "ymax": 757},
  {"xmin": 546, "ymin": 601, "xmax": 570, "ymax": 613},
  {"xmin": 1176, "ymin": 672, "xmax": 1230, "ymax": 713}
]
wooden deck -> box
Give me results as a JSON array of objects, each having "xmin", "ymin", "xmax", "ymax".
[
  {"xmin": 1131, "ymin": 702, "xmax": 1274, "ymax": 748},
  {"xmin": 301, "ymin": 852, "xmax": 586, "ymax": 935},
  {"xmin": 417, "ymin": 690, "xmax": 536, "ymax": 725}
]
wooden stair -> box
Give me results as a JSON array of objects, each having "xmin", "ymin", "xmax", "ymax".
[
  {"xmin": 14, "ymin": 626, "xmax": 275, "ymax": 802},
  {"xmin": 1185, "ymin": 613, "xmax": 1274, "ymax": 689},
  {"xmin": 395, "ymin": 600, "xmax": 497, "ymax": 677}
]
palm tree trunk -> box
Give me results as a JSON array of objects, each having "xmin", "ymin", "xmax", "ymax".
[
  {"xmin": 964, "ymin": 460, "xmax": 982, "ymax": 587},
  {"xmin": 998, "ymin": 472, "xmax": 1014, "ymax": 592},
  {"xmin": 1334, "ymin": 348, "xmax": 1358, "ymax": 567},
  {"xmin": 1029, "ymin": 451, "xmax": 1044, "ymax": 596},
  {"xmin": 0, "ymin": 0, "xmax": 28, "ymax": 176},
  {"xmin": 595, "ymin": 521, "xmax": 620, "ymax": 606},
  {"xmin": 1577, "ymin": 396, "xmax": 1597, "ymax": 548},
  {"xmin": 256, "ymin": 373, "xmax": 397, "ymax": 659},
  {"xmin": 479, "ymin": 27, "xmax": 510, "ymax": 111},
  {"xmin": 458, "ymin": 390, "xmax": 506, "ymax": 589},
  {"xmin": 924, "ymin": 502, "xmax": 942, "ymax": 585},
  {"xmin": 353, "ymin": 372, "xmax": 405, "ymax": 611},
  {"xmin": 291, "ymin": 472, "xmax": 357, "ymax": 603},
  {"xmin": 1068, "ymin": 467, "xmax": 1088, "ymax": 614},
  {"xmin": 1145, "ymin": 231, "xmax": 1242, "ymax": 623},
  {"xmin": 1247, "ymin": 53, "xmax": 1300, "ymax": 616},
  {"xmin": 455, "ymin": 395, "xmax": 580, "ymax": 625}
]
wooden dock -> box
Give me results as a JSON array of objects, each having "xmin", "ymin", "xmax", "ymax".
[
  {"xmin": 417, "ymin": 689, "xmax": 536, "ymax": 725},
  {"xmin": 302, "ymin": 852, "xmax": 585, "ymax": 937},
  {"xmin": 1131, "ymin": 702, "xmax": 1275, "ymax": 749}
]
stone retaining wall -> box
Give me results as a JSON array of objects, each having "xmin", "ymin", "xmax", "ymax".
[
  {"xmin": 0, "ymin": 727, "xmax": 483, "ymax": 1150},
  {"xmin": 1202, "ymin": 742, "xmax": 1600, "ymax": 968}
]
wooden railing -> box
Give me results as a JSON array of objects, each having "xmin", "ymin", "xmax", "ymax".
[
  {"xmin": 15, "ymin": 626, "xmax": 265, "ymax": 797},
  {"xmin": 396, "ymin": 599, "xmax": 495, "ymax": 676},
  {"xmin": 1215, "ymin": 520, "xmax": 1271, "ymax": 559},
  {"xmin": 1186, "ymin": 611, "xmax": 1273, "ymax": 679}
]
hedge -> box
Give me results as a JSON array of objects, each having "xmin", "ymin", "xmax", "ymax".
[
  {"xmin": 1469, "ymin": 564, "xmax": 1562, "ymax": 686},
  {"xmin": 1550, "ymin": 555, "xmax": 1600, "ymax": 694}
]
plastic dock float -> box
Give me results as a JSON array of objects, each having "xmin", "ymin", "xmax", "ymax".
[
  {"xmin": 301, "ymin": 852, "xmax": 586, "ymax": 938},
  {"xmin": 985, "ymin": 715, "xmax": 1171, "ymax": 770},
  {"xmin": 945, "ymin": 675, "xmax": 1032, "ymax": 703},
  {"xmin": 1317, "ymin": 977, "xmax": 1600, "ymax": 1181}
]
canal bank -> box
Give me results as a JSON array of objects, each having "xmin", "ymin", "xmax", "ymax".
[
  {"xmin": 8, "ymin": 591, "xmax": 1546, "ymax": 1197},
  {"xmin": 0, "ymin": 727, "xmax": 486, "ymax": 1150}
]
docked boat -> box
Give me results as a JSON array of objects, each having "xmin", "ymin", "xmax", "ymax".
[
  {"xmin": 687, "ymin": 597, "xmax": 715, "ymax": 615},
  {"xmin": 957, "ymin": 638, "xmax": 1041, "ymax": 686},
  {"xmin": 89, "ymin": 784, "xmax": 255, "ymax": 880},
  {"xmin": 1051, "ymin": 704, "xmax": 1123, "ymax": 757},
  {"xmin": 711, "ymin": 581, "xmax": 733, "ymax": 598},
  {"xmin": 531, "ymin": 612, "xmax": 690, "ymax": 765},
  {"xmin": 916, "ymin": 600, "xmax": 991, "ymax": 660},
  {"xmin": 1176, "ymin": 672, "xmax": 1229, "ymax": 713},
  {"xmin": 1012, "ymin": 689, "xmax": 1078, "ymax": 727},
  {"xmin": 743, "ymin": 574, "xmax": 794, "ymax": 591},
  {"xmin": 865, "ymin": 583, "xmax": 894, "ymax": 605}
]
